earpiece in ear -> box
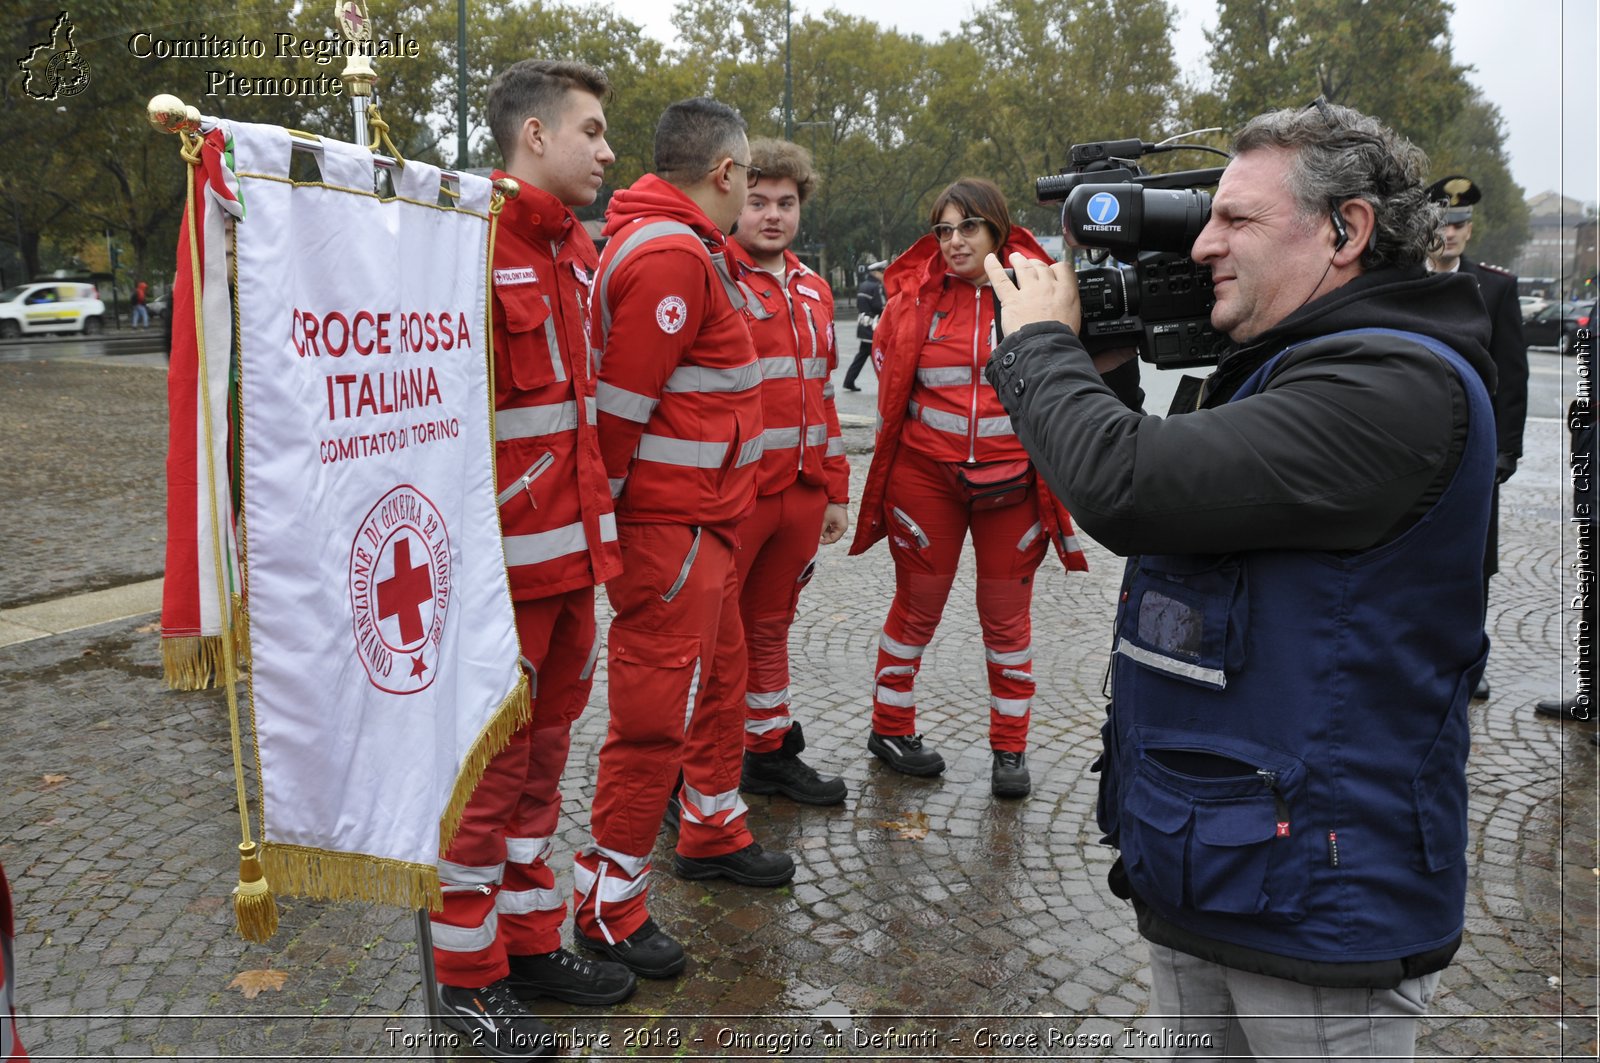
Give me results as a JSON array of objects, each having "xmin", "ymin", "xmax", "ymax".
[{"xmin": 1329, "ymin": 203, "xmax": 1349, "ymax": 250}]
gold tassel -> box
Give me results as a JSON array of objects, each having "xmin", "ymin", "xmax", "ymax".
[
  {"xmin": 438, "ymin": 672, "xmax": 531, "ymax": 853},
  {"xmin": 232, "ymin": 841, "xmax": 279, "ymax": 942},
  {"xmin": 262, "ymin": 843, "xmax": 443, "ymax": 911},
  {"xmin": 231, "ymin": 594, "xmax": 252, "ymax": 669}
]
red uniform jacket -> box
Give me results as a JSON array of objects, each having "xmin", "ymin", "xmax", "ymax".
[
  {"xmin": 849, "ymin": 227, "xmax": 1088, "ymax": 571},
  {"xmin": 592, "ymin": 175, "xmax": 764, "ymax": 528},
  {"xmin": 489, "ymin": 173, "xmax": 621, "ymax": 599},
  {"xmin": 729, "ymin": 242, "xmax": 849, "ymax": 503}
]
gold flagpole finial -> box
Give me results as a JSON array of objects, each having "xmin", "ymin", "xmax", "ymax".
[
  {"xmin": 147, "ymin": 94, "xmax": 201, "ymax": 135},
  {"xmin": 335, "ymin": 0, "xmax": 377, "ymax": 99}
]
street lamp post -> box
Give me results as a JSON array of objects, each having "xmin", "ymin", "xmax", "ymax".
[{"xmin": 783, "ymin": 0, "xmax": 793, "ymax": 141}]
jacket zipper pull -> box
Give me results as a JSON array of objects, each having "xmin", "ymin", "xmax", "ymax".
[
  {"xmin": 1258, "ymin": 769, "xmax": 1290, "ymax": 837},
  {"xmin": 497, "ymin": 450, "xmax": 555, "ymax": 509}
]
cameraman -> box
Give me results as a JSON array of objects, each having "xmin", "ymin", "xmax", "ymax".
[{"xmin": 985, "ymin": 102, "xmax": 1495, "ymax": 1057}]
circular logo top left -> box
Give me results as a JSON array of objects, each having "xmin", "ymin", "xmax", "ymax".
[{"xmin": 349, "ymin": 485, "xmax": 452, "ymax": 694}]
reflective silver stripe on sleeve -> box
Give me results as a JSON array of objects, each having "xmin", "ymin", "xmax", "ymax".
[
  {"xmin": 879, "ymin": 631, "xmax": 927, "ymax": 660},
  {"xmin": 595, "ymin": 381, "xmax": 658, "ymax": 423},
  {"xmin": 1017, "ymin": 522, "xmax": 1043, "ymax": 551},
  {"xmin": 505, "ymin": 835, "xmax": 552, "ymax": 866},
  {"xmin": 917, "ymin": 365, "xmax": 974, "ymax": 388},
  {"xmin": 826, "ymin": 436, "xmax": 846, "ymax": 457},
  {"xmin": 495, "ymin": 885, "xmax": 564, "ymax": 916},
  {"xmin": 745, "ymin": 714, "xmax": 791, "ymax": 735},
  {"xmin": 1113, "ymin": 636, "xmax": 1228, "ymax": 688},
  {"xmin": 542, "ymin": 295, "xmax": 565, "ymax": 382},
  {"xmin": 804, "ymin": 423, "xmax": 828, "ymax": 447},
  {"xmin": 431, "ymin": 911, "xmax": 498, "ymax": 953},
  {"xmin": 985, "ymin": 646, "xmax": 1033, "ymax": 666},
  {"xmin": 596, "ymin": 220, "xmax": 700, "ymax": 338},
  {"xmin": 763, "ymin": 426, "xmax": 801, "ymax": 450},
  {"xmin": 636, "ymin": 435, "xmax": 728, "ymax": 468},
  {"xmin": 1060, "ymin": 532, "xmax": 1082, "ymax": 554},
  {"xmin": 584, "ymin": 395, "xmax": 597, "ymax": 423},
  {"xmin": 438, "ymin": 859, "xmax": 504, "ymax": 886},
  {"xmin": 495, "ymin": 401, "xmax": 578, "ymax": 440},
  {"xmin": 759, "ymin": 357, "xmax": 799, "ymax": 379},
  {"xmin": 609, "ymin": 477, "xmax": 627, "ymax": 497},
  {"xmin": 990, "ymin": 695, "xmax": 1032, "ymax": 717},
  {"xmin": 666, "ymin": 361, "xmax": 763, "ymax": 394},
  {"xmin": 822, "ymin": 382, "xmax": 836, "ymax": 399},
  {"xmin": 745, "ymin": 688, "xmax": 790, "ymax": 710},
  {"xmin": 801, "ymin": 357, "xmax": 829, "ymax": 379},
  {"xmin": 503, "ymin": 521, "xmax": 591, "ymax": 567}
]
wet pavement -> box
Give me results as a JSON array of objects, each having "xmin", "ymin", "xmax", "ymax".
[{"xmin": 1, "ymin": 333, "xmax": 1595, "ymax": 1060}]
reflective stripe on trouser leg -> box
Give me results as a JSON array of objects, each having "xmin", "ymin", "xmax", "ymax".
[
  {"xmin": 679, "ymin": 543, "xmax": 758, "ymax": 858},
  {"xmin": 572, "ymin": 845, "xmax": 652, "ymax": 946},
  {"xmin": 433, "ymin": 857, "xmax": 506, "ymax": 987},
  {"xmin": 976, "ymin": 569, "xmax": 1039, "ymax": 752},
  {"xmin": 736, "ymin": 483, "xmax": 827, "ymax": 752}
]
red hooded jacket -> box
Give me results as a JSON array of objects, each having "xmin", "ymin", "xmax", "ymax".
[
  {"xmin": 848, "ymin": 226, "xmax": 1088, "ymax": 571},
  {"xmin": 591, "ymin": 175, "xmax": 764, "ymax": 528}
]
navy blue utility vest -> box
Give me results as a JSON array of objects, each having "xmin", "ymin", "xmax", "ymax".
[{"xmin": 1100, "ymin": 329, "xmax": 1494, "ymax": 975}]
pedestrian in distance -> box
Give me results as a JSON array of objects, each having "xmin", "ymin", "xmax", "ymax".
[
  {"xmin": 847, "ymin": 177, "xmax": 1090, "ymax": 799},
  {"xmin": 575, "ymin": 97, "xmax": 794, "ymax": 983},
  {"xmin": 842, "ymin": 261, "xmax": 886, "ymax": 391},
  {"xmin": 985, "ymin": 99, "xmax": 1495, "ymax": 1059},
  {"xmin": 131, "ymin": 280, "xmax": 150, "ymax": 329},
  {"xmin": 428, "ymin": 59, "xmax": 634, "ymax": 1063},
  {"xmin": 725, "ymin": 137, "xmax": 852, "ymax": 806},
  {"xmin": 1425, "ymin": 174, "xmax": 1529, "ymax": 702}
]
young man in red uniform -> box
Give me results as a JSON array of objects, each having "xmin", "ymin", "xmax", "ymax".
[
  {"xmin": 575, "ymin": 98, "xmax": 794, "ymax": 980},
  {"xmin": 727, "ymin": 139, "xmax": 850, "ymax": 804},
  {"xmin": 430, "ymin": 60, "xmax": 634, "ymax": 1059}
]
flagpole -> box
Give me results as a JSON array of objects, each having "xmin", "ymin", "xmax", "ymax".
[{"xmin": 332, "ymin": 1, "xmax": 448, "ymax": 1039}]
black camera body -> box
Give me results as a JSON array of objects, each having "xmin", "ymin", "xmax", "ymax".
[{"xmin": 1037, "ymin": 141, "xmax": 1228, "ymax": 369}]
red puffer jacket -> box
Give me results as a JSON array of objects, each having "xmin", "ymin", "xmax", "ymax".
[{"xmin": 849, "ymin": 226, "xmax": 1088, "ymax": 571}]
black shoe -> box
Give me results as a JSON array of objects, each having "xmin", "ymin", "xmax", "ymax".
[
  {"xmin": 575, "ymin": 916, "xmax": 686, "ymax": 979},
  {"xmin": 991, "ymin": 750, "xmax": 1031, "ymax": 798},
  {"xmin": 843, "ymin": 384, "xmax": 862, "ymax": 392},
  {"xmin": 437, "ymin": 979, "xmax": 558, "ymax": 1060},
  {"xmin": 1472, "ymin": 675, "xmax": 1490, "ymax": 699},
  {"xmin": 507, "ymin": 946, "xmax": 636, "ymax": 1006},
  {"xmin": 741, "ymin": 722, "xmax": 847, "ymax": 805},
  {"xmin": 674, "ymin": 842, "xmax": 795, "ymax": 886},
  {"xmin": 1535, "ymin": 696, "xmax": 1594, "ymax": 722},
  {"xmin": 867, "ymin": 730, "xmax": 945, "ymax": 776}
]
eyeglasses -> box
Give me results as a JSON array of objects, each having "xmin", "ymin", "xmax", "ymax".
[
  {"xmin": 727, "ymin": 160, "xmax": 765, "ymax": 183},
  {"xmin": 932, "ymin": 217, "xmax": 987, "ymax": 242}
]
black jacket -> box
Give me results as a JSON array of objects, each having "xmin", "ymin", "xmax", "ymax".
[
  {"xmin": 1460, "ymin": 258, "xmax": 1529, "ymax": 466},
  {"xmin": 985, "ymin": 267, "xmax": 1494, "ymax": 557}
]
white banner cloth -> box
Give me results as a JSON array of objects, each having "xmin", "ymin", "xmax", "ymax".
[{"xmin": 228, "ymin": 121, "xmax": 521, "ymax": 902}]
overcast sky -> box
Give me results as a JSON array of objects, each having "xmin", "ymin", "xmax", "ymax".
[{"xmin": 605, "ymin": 0, "xmax": 1599, "ymax": 209}]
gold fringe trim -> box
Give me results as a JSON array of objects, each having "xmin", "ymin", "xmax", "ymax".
[
  {"xmin": 161, "ymin": 635, "xmax": 226, "ymax": 690},
  {"xmin": 262, "ymin": 842, "xmax": 443, "ymax": 912},
  {"xmin": 438, "ymin": 672, "xmax": 531, "ymax": 854},
  {"xmin": 231, "ymin": 593, "xmax": 252, "ymax": 669}
]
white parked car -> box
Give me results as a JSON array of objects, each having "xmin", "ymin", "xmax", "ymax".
[
  {"xmin": 0, "ymin": 281, "xmax": 107, "ymax": 338},
  {"xmin": 1519, "ymin": 295, "xmax": 1551, "ymax": 321}
]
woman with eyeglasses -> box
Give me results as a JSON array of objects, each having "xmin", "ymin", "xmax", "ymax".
[{"xmin": 847, "ymin": 177, "xmax": 1088, "ymax": 799}]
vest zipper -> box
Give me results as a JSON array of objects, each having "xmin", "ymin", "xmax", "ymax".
[
  {"xmin": 783, "ymin": 278, "xmax": 807, "ymax": 472},
  {"xmin": 968, "ymin": 285, "xmax": 982, "ymax": 462},
  {"xmin": 1258, "ymin": 769, "xmax": 1291, "ymax": 837}
]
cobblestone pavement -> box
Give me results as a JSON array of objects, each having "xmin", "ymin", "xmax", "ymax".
[{"xmin": 1, "ymin": 339, "xmax": 1595, "ymax": 1060}]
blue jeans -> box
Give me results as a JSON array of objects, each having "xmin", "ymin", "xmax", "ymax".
[
  {"xmin": 131, "ymin": 304, "xmax": 149, "ymax": 328},
  {"xmin": 1146, "ymin": 942, "xmax": 1441, "ymax": 1060}
]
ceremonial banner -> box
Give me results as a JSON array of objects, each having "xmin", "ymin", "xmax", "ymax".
[{"xmin": 224, "ymin": 121, "xmax": 525, "ymax": 908}]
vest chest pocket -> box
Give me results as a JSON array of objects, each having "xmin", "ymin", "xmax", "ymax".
[
  {"xmin": 496, "ymin": 284, "xmax": 565, "ymax": 391},
  {"xmin": 1120, "ymin": 729, "xmax": 1309, "ymax": 922},
  {"xmin": 1114, "ymin": 555, "xmax": 1248, "ymax": 690}
]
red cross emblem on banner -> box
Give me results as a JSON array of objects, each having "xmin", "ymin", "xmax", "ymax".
[{"xmin": 350, "ymin": 485, "xmax": 452, "ymax": 694}]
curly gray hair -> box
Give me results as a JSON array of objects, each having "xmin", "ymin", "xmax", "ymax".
[{"xmin": 1234, "ymin": 100, "xmax": 1441, "ymax": 270}]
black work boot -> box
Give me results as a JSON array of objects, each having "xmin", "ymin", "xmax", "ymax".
[
  {"xmin": 741, "ymin": 722, "xmax": 847, "ymax": 805},
  {"xmin": 867, "ymin": 730, "xmax": 945, "ymax": 776},
  {"xmin": 507, "ymin": 946, "xmax": 637, "ymax": 1006},
  {"xmin": 575, "ymin": 917, "xmax": 686, "ymax": 979},
  {"xmin": 674, "ymin": 842, "xmax": 795, "ymax": 886},
  {"xmin": 991, "ymin": 750, "xmax": 1031, "ymax": 798}
]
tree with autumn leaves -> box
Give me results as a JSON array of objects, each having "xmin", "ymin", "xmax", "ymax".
[{"xmin": 2, "ymin": 0, "xmax": 1528, "ymax": 288}]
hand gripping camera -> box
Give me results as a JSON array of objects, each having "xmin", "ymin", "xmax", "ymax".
[{"xmin": 1036, "ymin": 136, "xmax": 1228, "ymax": 369}]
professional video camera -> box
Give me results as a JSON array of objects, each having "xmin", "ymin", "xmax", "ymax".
[{"xmin": 1035, "ymin": 135, "xmax": 1228, "ymax": 369}]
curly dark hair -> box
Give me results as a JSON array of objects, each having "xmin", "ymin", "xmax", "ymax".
[
  {"xmin": 747, "ymin": 138, "xmax": 817, "ymax": 203},
  {"xmin": 928, "ymin": 178, "xmax": 1011, "ymax": 249}
]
